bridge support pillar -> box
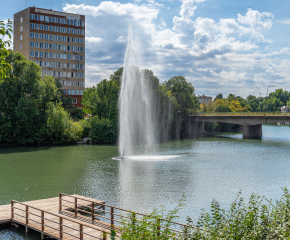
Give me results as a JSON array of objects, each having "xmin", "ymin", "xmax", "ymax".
[{"xmin": 243, "ymin": 124, "xmax": 262, "ymax": 139}]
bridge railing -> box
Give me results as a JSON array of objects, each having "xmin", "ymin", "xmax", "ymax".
[{"xmin": 191, "ymin": 111, "xmax": 290, "ymax": 116}]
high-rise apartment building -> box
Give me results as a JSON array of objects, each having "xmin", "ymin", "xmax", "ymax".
[{"xmin": 13, "ymin": 7, "xmax": 85, "ymax": 108}]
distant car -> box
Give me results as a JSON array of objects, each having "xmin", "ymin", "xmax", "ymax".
[{"xmin": 281, "ymin": 106, "xmax": 289, "ymax": 112}]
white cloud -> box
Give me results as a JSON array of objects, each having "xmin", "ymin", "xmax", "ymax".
[
  {"xmin": 277, "ymin": 19, "xmax": 290, "ymax": 25},
  {"xmin": 63, "ymin": 2, "xmax": 290, "ymax": 97}
]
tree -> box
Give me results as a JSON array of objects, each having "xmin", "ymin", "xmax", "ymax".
[
  {"xmin": 164, "ymin": 76, "xmax": 199, "ymax": 115},
  {"xmin": 0, "ymin": 19, "xmax": 12, "ymax": 79},
  {"xmin": 214, "ymin": 93, "xmax": 223, "ymax": 101}
]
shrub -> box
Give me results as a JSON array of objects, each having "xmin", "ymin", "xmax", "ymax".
[{"xmin": 89, "ymin": 116, "xmax": 117, "ymax": 143}]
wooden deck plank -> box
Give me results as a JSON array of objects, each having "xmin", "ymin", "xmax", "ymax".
[{"xmin": 1, "ymin": 195, "xmax": 118, "ymax": 239}]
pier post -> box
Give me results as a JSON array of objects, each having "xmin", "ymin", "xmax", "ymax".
[{"xmin": 243, "ymin": 124, "xmax": 262, "ymax": 139}]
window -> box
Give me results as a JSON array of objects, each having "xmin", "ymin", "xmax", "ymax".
[
  {"xmin": 45, "ymin": 16, "xmax": 49, "ymax": 22},
  {"xmin": 76, "ymin": 81, "xmax": 80, "ymax": 86},
  {"xmin": 76, "ymin": 90, "xmax": 80, "ymax": 95},
  {"xmin": 67, "ymin": 46, "xmax": 70, "ymax": 51},
  {"xmin": 80, "ymin": 90, "xmax": 83, "ymax": 95},
  {"xmin": 67, "ymin": 81, "xmax": 71, "ymax": 86},
  {"xmin": 35, "ymin": 51, "xmax": 39, "ymax": 57},
  {"xmin": 30, "ymin": 14, "xmax": 35, "ymax": 20},
  {"xmin": 59, "ymin": 54, "xmax": 62, "ymax": 59},
  {"xmin": 63, "ymin": 45, "xmax": 66, "ymax": 51},
  {"xmin": 40, "ymin": 52, "xmax": 44, "ymax": 57},
  {"xmin": 58, "ymin": 36, "xmax": 62, "ymax": 41},
  {"xmin": 63, "ymin": 80, "xmax": 67, "ymax": 86},
  {"xmin": 54, "ymin": 53, "xmax": 58, "ymax": 58},
  {"xmin": 80, "ymin": 73, "xmax": 84, "ymax": 78},
  {"xmin": 54, "ymin": 26, "xmax": 58, "ymax": 32},
  {"xmin": 59, "ymin": 71, "xmax": 62, "ymax": 77},
  {"xmin": 67, "ymin": 28, "xmax": 71, "ymax": 33},
  {"xmin": 35, "ymin": 42, "xmax": 39, "ymax": 48},
  {"xmin": 58, "ymin": 45, "xmax": 62, "ymax": 50},
  {"xmin": 59, "ymin": 62, "xmax": 62, "ymax": 68},
  {"xmin": 40, "ymin": 15, "xmax": 44, "ymax": 21},
  {"xmin": 76, "ymin": 64, "xmax": 79, "ymax": 69},
  {"xmin": 40, "ymin": 61, "xmax": 43, "ymax": 66},
  {"xmin": 81, "ymin": 30, "xmax": 84, "ymax": 35},
  {"xmin": 35, "ymin": 15, "xmax": 39, "ymax": 20},
  {"xmin": 63, "ymin": 63, "xmax": 67, "ymax": 68},
  {"xmin": 45, "ymin": 61, "xmax": 49, "ymax": 67},
  {"xmin": 77, "ymin": 21, "xmax": 80, "ymax": 27},
  {"xmin": 71, "ymin": 46, "xmax": 75, "ymax": 51},
  {"xmin": 72, "ymin": 64, "xmax": 75, "ymax": 69},
  {"xmin": 50, "ymin": 71, "xmax": 53, "ymax": 76},
  {"xmin": 72, "ymin": 55, "xmax": 75, "ymax": 60},
  {"xmin": 54, "ymin": 71, "xmax": 58, "ymax": 77},
  {"xmin": 20, "ymin": 35, "xmax": 23, "ymax": 40},
  {"xmin": 68, "ymin": 37, "xmax": 71, "ymax": 42},
  {"xmin": 49, "ymin": 53, "xmax": 53, "ymax": 58},
  {"xmin": 40, "ymin": 34, "xmax": 44, "ymax": 39},
  {"xmin": 49, "ymin": 44, "xmax": 53, "ymax": 49},
  {"xmin": 63, "ymin": 27, "xmax": 66, "ymax": 33},
  {"xmin": 76, "ymin": 73, "xmax": 79, "ymax": 78},
  {"xmin": 59, "ymin": 27, "xmax": 62, "ymax": 32},
  {"xmin": 80, "ymin": 47, "xmax": 84, "ymax": 52},
  {"xmin": 63, "ymin": 72, "xmax": 66, "ymax": 77},
  {"xmin": 45, "ymin": 43, "xmax": 49, "ymax": 49},
  {"xmin": 59, "ymin": 18, "xmax": 62, "ymax": 24},
  {"xmin": 72, "ymin": 28, "xmax": 75, "ymax": 34},
  {"xmin": 72, "ymin": 20, "xmax": 75, "ymax": 25},
  {"xmin": 63, "ymin": 54, "xmax": 67, "ymax": 59},
  {"xmin": 50, "ymin": 17, "xmax": 53, "ymax": 22},
  {"xmin": 30, "ymin": 41, "xmax": 34, "ymax": 47},
  {"xmin": 76, "ymin": 29, "xmax": 80, "ymax": 35},
  {"xmin": 72, "ymin": 37, "xmax": 75, "ymax": 43},
  {"xmin": 49, "ymin": 26, "xmax": 53, "ymax": 31},
  {"xmin": 35, "ymin": 33, "xmax": 39, "ymax": 39},
  {"xmin": 20, "ymin": 17, "xmax": 23, "ymax": 23},
  {"xmin": 76, "ymin": 46, "xmax": 80, "ymax": 52},
  {"xmin": 63, "ymin": 36, "xmax": 66, "ymax": 41},
  {"xmin": 30, "ymin": 51, "xmax": 34, "ymax": 57},
  {"xmin": 67, "ymin": 89, "xmax": 71, "ymax": 95},
  {"xmin": 76, "ymin": 55, "xmax": 79, "ymax": 61},
  {"xmin": 72, "ymin": 90, "xmax": 75, "ymax": 96},
  {"xmin": 31, "ymin": 23, "xmax": 34, "ymax": 29},
  {"xmin": 35, "ymin": 24, "xmax": 39, "ymax": 29},
  {"xmin": 45, "ymin": 52, "xmax": 48, "ymax": 58},
  {"xmin": 40, "ymin": 43, "xmax": 44, "ymax": 48},
  {"xmin": 54, "ymin": 17, "xmax": 58, "ymax": 23},
  {"xmin": 63, "ymin": 89, "xmax": 66, "ymax": 94},
  {"xmin": 45, "ymin": 34, "xmax": 49, "ymax": 40},
  {"xmin": 50, "ymin": 62, "xmax": 53, "ymax": 67},
  {"xmin": 80, "ymin": 55, "xmax": 84, "ymax": 61},
  {"xmin": 20, "ymin": 26, "xmax": 23, "ymax": 32},
  {"xmin": 40, "ymin": 25, "xmax": 44, "ymax": 30},
  {"xmin": 20, "ymin": 44, "xmax": 22, "ymax": 50},
  {"xmin": 81, "ymin": 21, "xmax": 84, "ymax": 27},
  {"xmin": 54, "ymin": 44, "xmax": 57, "ymax": 50},
  {"xmin": 67, "ymin": 54, "xmax": 71, "ymax": 60},
  {"xmin": 67, "ymin": 63, "xmax": 70, "ymax": 68},
  {"xmin": 54, "ymin": 35, "xmax": 57, "ymax": 41},
  {"xmin": 49, "ymin": 35, "xmax": 53, "ymax": 40},
  {"xmin": 67, "ymin": 72, "xmax": 71, "ymax": 77},
  {"xmin": 80, "ymin": 80, "xmax": 84, "ymax": 86},
  {"xmin": 45, "ymin": 25, "xmax": 49, "ymax": 31},
  {"xmin": 76, "ymin": 38, "xmax": 79, "ymax": 43},
  {"xmin": 63, "ymin": 19, "xmax": 67, "ymax": 24},
  {"xmin": 80, "ymin": 38, "xmax": 84, "ymax": 44},
  {"xmin": 54, "ymin": 62, "xmax": 58, "ymax": 67}
]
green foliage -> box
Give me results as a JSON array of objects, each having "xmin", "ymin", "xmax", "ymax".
[
  {"xmin": 66, "ymin": 107, "xmax": 84, "ymax": 120},
  {"xmin": 214, "ymin": 105, "xmax": 232, "ymax": 113},
  {"xmin": 214, "ymin": 93, "xmax": 223, "ymax": 101},
  {"xmin": 45, "ymin": 103, "xmax": 83, "ymax": 143},
  {"xmin": 120, "ymin": 196, "xmax": 186, "ymax": 239},
  {"xmin": 0, "ymin": 19, "xmax": 12, "ymax": 79},
  {"xmin": 89, "ymin": 117, "xmax": 117, "ymax": 143},
  {"xmin": 0, "ymin": 51, "xmax": 82, "ymax": 144},
  {"xmin": 79, "ymin": 119, "xmax": 91, "ymax": 138},
  {"xmin": 185, "ymin": 187, "xmax": 290, "ymax": 239}
]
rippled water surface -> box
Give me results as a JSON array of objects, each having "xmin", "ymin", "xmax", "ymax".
[{"xmin": 1, "ymin": 125, "xmax": 290, "ymax": 239}]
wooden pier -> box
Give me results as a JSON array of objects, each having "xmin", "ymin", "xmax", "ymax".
[{"xmin": 0, "ymin": 193, "xmax": 195, "ymax": 239}]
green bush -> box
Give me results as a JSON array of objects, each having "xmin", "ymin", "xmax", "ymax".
[
  {"xmin": 79, "ymin": 119, "xmax": 91, "ymax": 138},
  {"xmin": 89, "ymin": 117, "xmax": 117, "ymax": 143},
  {"xmin": 45, "ymin": 102, "xmax": 83, "ymax": 143}
]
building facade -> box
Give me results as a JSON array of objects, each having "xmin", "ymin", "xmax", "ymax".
[{"xmin": 13, "ymin": 7, "xmax": 85, "ymax": 108}]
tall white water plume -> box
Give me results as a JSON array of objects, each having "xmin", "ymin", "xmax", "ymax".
[{"xmin": 118, "ymin": 26, "xmax": 158, "ymax": 156}]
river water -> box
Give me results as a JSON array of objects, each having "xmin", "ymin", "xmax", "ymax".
[{"xmin": 1, "ymin": 124, "xmax": 290, "ymax": 239}]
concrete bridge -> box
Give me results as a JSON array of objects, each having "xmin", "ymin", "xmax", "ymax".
[{"xmin": 188, "ymin": 112, "xmax": 290, "ymax": 139}]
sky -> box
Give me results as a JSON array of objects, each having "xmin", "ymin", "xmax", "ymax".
[{"xmin": 2, "ymin": 0, "xmax": 290, "ymax": 98}]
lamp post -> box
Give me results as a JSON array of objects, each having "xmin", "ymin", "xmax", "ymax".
[
  {"xmin": 256, "ymin": 87, "xmax": 262, "ymax": 113},
  {"xmin": 265, "ymin": 85, "xmax": 278, "ymax": 111}
]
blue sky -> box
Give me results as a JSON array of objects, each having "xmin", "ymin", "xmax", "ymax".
[{"xmin": 3, "ymin": 0, "xmax": 290, "ymax": 97}]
